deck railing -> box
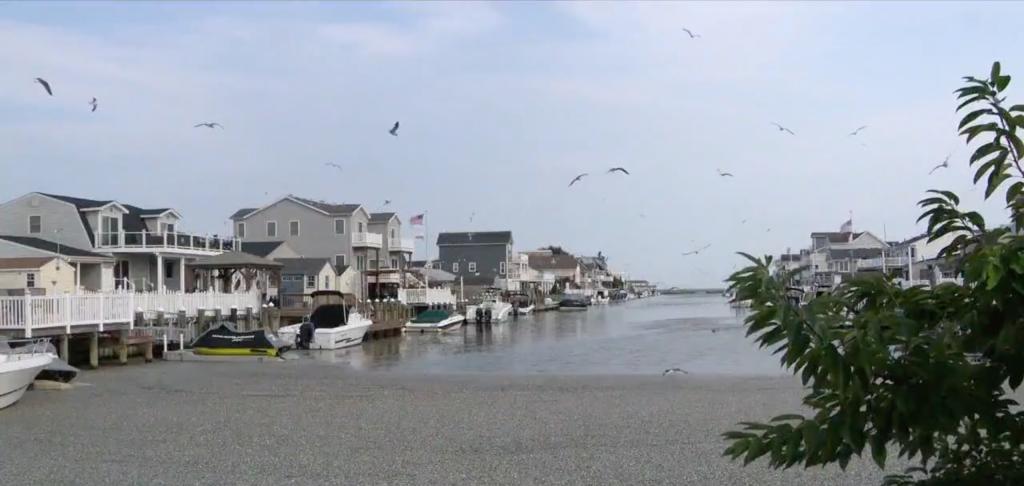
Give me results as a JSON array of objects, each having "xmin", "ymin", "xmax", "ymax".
[
  {"xmin": 398, "ymin": 288, "xmax": 456, "ymax": 305},
  {"xmin": 352, "ymin": 232, "xmax": 383, "ymax": 248},
  {"xmin": 95, "ymin": 231, "xmax": 240, "ymax": 253}
]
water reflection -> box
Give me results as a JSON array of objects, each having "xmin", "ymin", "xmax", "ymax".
[{"xmin": 299, "ymin": 295, "xmax": 785, "ymax": 376}]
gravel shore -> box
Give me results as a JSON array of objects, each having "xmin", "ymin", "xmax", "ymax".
[{"xmin": 0, "ymin": 361, "xmax": 896, "ymax": 485}]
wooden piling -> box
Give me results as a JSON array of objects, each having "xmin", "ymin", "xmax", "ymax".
[
  {"xmin": 118, "ymin": 330, "xmax": 129, "ymax": 365},
  {"xmin": 214, "ymin": 308, "xmax": 223, "ymax": 323},
  {"xmin": 89, "ymin": 332, "xmax": 99, "ymax": 369},
  {"xmin": 245, "ymin": 306, "xmax": 254, "ymax": 330},
  {"xmin": 229, "ymin": 307, "xmax": 238, "ymax": 325}
]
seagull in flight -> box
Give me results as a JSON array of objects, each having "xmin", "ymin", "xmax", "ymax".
[
  {"xmin": 663, "ymin": 368, "xmax": 688, "ymax": 376},
  {"xmin": 325, "ymin": 162, "xmax": 343, "ymax": 171},
  {"xmin": 607, "ymin": 167, "xmax": 630, "ymax": 175},
  {"xmin": 389, "ymin": 121, "xmax": 400, "ymax": 136},
  {"xmin": 717, "ymin": 169, "xmax": 734, "ymax": 177},
  {"xmin": 681, "ymin": 28, "xmax": 700, "ymax": 39},
  {"xmin": 848, "ymin": 125, "xmax": 867, "ymax": 136},
  {"xmin": 929, "ymin": 154, "xmax": 951, "ymax": 175},
  {"xmin": 383, "ymin": 199, "xmax": 392, "ymax": 206},
  {"xmin": 35, "ymin": 78, "xmax": 53, "ymax": 96},
  {"xmin": 194, "ymin": 122, "xmax": 223, "ymax": 129},
  {"xmin": 89, "ymin": 97, "xmax": 98, "ymax": 112},
  {"xmin": 681, "ymin": 243, "xmax": 711, "ymax": 256},
  {"xmin": 568, "ymin": 173, "xmax": 588, "ymax": 187},
  {"xmin": 772, "ymin": 122, "xmax": 795, "ymax": 135}
]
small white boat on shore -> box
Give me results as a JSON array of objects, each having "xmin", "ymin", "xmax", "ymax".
[
  {"xmin": 0, "ymin": 339, "xmax": 53, "ymax": 410},
  {"xmin": 406, "ymin": 309, "xmax": 465, "ymax": 332}
]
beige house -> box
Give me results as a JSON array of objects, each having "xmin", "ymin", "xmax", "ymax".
[{"xmin": 0, "ymin": 257, "xmax": 77, "ymax": 295}]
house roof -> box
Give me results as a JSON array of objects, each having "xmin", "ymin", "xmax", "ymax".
[
  {"xmin": 369, "ymin": 212, "xmax": 397, "ymax": 224},
  {"xmin": 0, "ymin": 235, "xmax": 110, "ymax": 259},
  {"xmin": 894, "ymin": 233, "xmax": 929, "ymax": 247},
  {"xmin": 39, "ymin": 193, "xmax": 178, "ymax": 244},
  {"xmin": 40, "ymin": 193, "xmax": 116, "ymax": 210},
  {"xmin": 240, "ymin": 241, "xmax": 288, "ymax": 258},
  {"xmin": 277, "ymin": 258, "xmax": 334, "ymax": 276},
  {"xmin": 0, "ymin": 257, "xmax": 56, "ymax": 270},
  {"xmin": 437, "ymin": 231, "xmax": 513, "ymax": 246},
  {"xmin": 578, "ymin": 256, "xmax": 608, "ymax": 271},
  {"xmin": 289, "ymin": 196, "xmax": 361, "ymax": 215},
  {"xmin": 414, "ymin": 267, "xmax": 456, "ymax": 283},
  {"xmin": 529, "ymin": 253, "xmax": 578, "ymax": 270},
  {"xmin": 409, "ymin": 260, "xmax": 427, "ymax": 269},
  {"xmin": 230, "ymin": 208, "xmax": 257, "ymax": 220},
  {"xmin": 811, "ymin": 232, "xmax": 864, "ymax": 243},
  {"xmin": 779, "ymin": 253, "xmax": 801, "ymax": 262},
  {"xmin": 335, "ymin": 264, "xmax": 350, "ymax": 275},
  {"xmin": 189, "ymin": 251, "xmax": 283, "ymax": 269}
]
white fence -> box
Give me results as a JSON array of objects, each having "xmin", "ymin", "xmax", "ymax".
[
  {"xmin": 0, "ymin": 290, "xmax": 261, "ymax": 337},
  {"xmin": 398, "ymin": 288, "xmax": 456, "ymax": 305}
]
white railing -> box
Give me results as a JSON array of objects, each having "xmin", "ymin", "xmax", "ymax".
[
  {"xmin": 351, "ymin": 232, "xmax": 383, "ymax": 248},
  {"xmin": 398, "ymin": 288, "xmax": 456, "ymax": 305},
  {"xmin": 856, "ymin": 256, "xmax": 909, "ymax": 269},
  {"xmin": 391, "ymin": 237, "xmax": 414, "ymax": 252},
  {"xmin": 0, "ymin": 290, "xmax": 261, "ymax": 337},
  {"xmin": 95, "ymin": 231, "xmax": 240, "ymax": 253}
]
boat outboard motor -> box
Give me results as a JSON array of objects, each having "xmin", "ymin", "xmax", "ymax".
[
  {"xmin": 475, "ymin": 307, "xmax": 484, "ymax": 324},
  {"xmin": 297, "ymin": 321, "xmax": 315, "ymax": 350},
  {"xmin": 484, "ymin": 309, "xmax": 492, "ymax": 324}
]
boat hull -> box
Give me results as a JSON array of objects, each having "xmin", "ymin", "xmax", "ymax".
[
  {"xmin": 0, "ymin": 354, "xmax": 52, "ymax": 410},
  {"xmin": 406, "ymin": 314, "xmax": 465, "ymax": 332},
  {"xmin": 279, "ymin": 318, "xmax": 372, "ymax": 350},
  {"xmin": 558, "ymin": 306, "xmax": 588, "ymax": 312}
]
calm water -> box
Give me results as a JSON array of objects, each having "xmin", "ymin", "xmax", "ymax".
[{"xmin": 302, "ymin": 295, "xmax": 787, "ymax": 376}]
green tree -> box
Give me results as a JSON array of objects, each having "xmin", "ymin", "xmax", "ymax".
[{"xmin": 723, "ymin": 62, "xmax": 1024, "ymax": 485}]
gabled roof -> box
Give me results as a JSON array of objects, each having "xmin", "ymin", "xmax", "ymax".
[
  {"xmin": 414, "ymin": 267, "xmax": 456, "ymax": 283},
  {"xmin": 240, "ymin": 241, "xmax": 288, "ymax": 258},
  {"xmin": 437, "ymin": 231, "xmax": 513, "ymax": 246},
  {"xmin": 40, "ymin": 193, "xmax": 118, "ymax": 210},
  {"xmin": 230, "ymin": 208, "xmax": 257, "ymax": 220},
  {"xmin": 277, "ymin": 258, "xmax": 334, "ymax": 276},
  {"xmin": 0, "ymin": 235, "xmax": 111, "ymax": 259},
  {"xmin": 0, "ymin": 257, "xmax": 56, "ymax": 270},
  {"xmin": 37, "ymin": 193, "xmax": 179, "ymax": 243},
  {"xmin": 189, "ymin": 251, "xmax": 283, "ymax": 269},
  {"xmin": 529, "ymin": 253, "xmax": 578, "ymax": 270},
  {"xmin": 811, "ymin": 231, "xmax": 863, "ymax": 243},
  {"xmin": 369, "ymin": 212, "xmax": 397, "ymax": 224},
  {"xmin": 290, "ymin": 196, "xmax": 361, "ymax": 215},
  {"xmin": 578, "ymin": 256, "xmax": 608, "ymax": 271}
]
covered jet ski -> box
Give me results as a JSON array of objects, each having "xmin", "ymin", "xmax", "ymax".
[{"xmin": 191, "ymin": 322, "xmax": 285, "ymax": 357}]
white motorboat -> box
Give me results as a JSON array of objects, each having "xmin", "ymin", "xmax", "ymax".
[
  {"xmin": 0, "ymin": 339, "xmax": 53, "ymax": 410},
  {"xmin": 405, "ymin": 308, "xmax": 465, "ymax": 332},
  {"xmin": 279, "ymin": 306, "xmax": 373, "ymax": 350},
  {"xmin": 513, "ymin": 304, "xmax": 534, "ymax": 315},
  {"xmin": 466, "ymin": 290, "xmax": 514, "ymax": 323}
]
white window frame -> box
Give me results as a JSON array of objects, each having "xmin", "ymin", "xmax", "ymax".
[
  {"xmin": 305, "ymin": 275, "xmax": 316, "ymax": 289},
  {"xmin": 335, "ymin": 254, "xmax": 347, "ymax": 267},
  {"xmin": 323, "ymin": 275, "xmax": 330, "ymax": 289},
  {"xmin": 28, "ymin": 215, "xmax": 41, "ymax": 234},
  {"xmin": 164, "ymin": 222, "xmax": 176, "ymax": 234},
  {"xmin": 358, "ymin": 222, "xmax": 364, "ymax": 233},
  {"xmin": 334, "ymin": 218, "xmax": 346, "ymax": 235},
  {"xmin": 391, "ymin": 258, "xmax": 398, "ymax": 269},
  {"xmin": 390, "ymin": 228, "xmax": 396, "ymax": 239},
  {"xmin": 289, "ymin": 220, "xmax": 300, "ymax": 237},
  {"xmin": 236, "ymin": 222, "xmax": 246, "ymax": 239},
  {"xmin": 453, "ymin": 262, "xmax": 459, "ymax": 273},
  {"xmin": 499, "ymin": 262, "xmax": 507, "ymax": 275},
  {"xmin": 266, "ymin": 221, "xmax": 277, "ymax": 238},
  {"xmin": 468, "ymin": 262, "xmax": 477, "ymax": 272},
  {"xmin": 356, "ymin": 255, "xmax": 366, "ymax": 271},
  {"xmin": 26, "ymin": 272, "xmax": 36, "ymax": 288}
]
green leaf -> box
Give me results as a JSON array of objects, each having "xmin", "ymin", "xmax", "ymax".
[
  {"xmin": 771, "ymin": 414, "xmax": 805, "ymax": 422},
  {"xmin": 992, "ymin": 61, "xmax": 1002, "ymax": 82},
  {"xmin": 958, "ymin": 108, "xmax": 993, "ymax": 129},
  {"xmin": 970, "ymin": 141, "xmax": 1004, "ymax": 164},
  {"xmin": 957, "ymin": 95, "xmax": 987, "ymax": 111},
  {"xmin": 997, "ymin": 75, "xmax": 1012, "ymax": 92},
  {"xmin": 1010, "ymin": 104, "xmax": 1024, "ymax": 113}
]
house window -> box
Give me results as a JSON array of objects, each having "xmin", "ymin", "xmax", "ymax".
[
  {"xmin": 453, "ymin": 262, "xmax": 459, "ymax": 273},
  {"xmin": 236, "ymin": 223, "xmax": 246, "ymax": 238},
  {"xmin": 28, "ymin": 215, "xmax": 41, "ymax": 234},
  {"xmin": 101, "ymin": 215, "xmax": 119, "ymax": 246},
  {"xmin": 499, "ymin": 262, "xmax": 507, "ymax": 275},
  {"xmin": 266, "ymin": 221, "xmax": 277, "ymax": 237},
  {"xmin": 468, "ymin": 262, "xmax": 477, "ymax": 272},
  {"xmin": 165, "ymin": 261, "xmax": 175, "ymax": 279},
  {"xmin": 289, "ymin": 220, "xmax": 300, "ymax": 237},
  {"xmin": 324, "ymin": 275, "xmax": 330, "ymax": 289},
  {"xmin": 335, "ymin": 254, "xmax": 347, "ymax": 267},
  {"xmin": 370, "ymin": 259, "xmax": 379, "ymax": 270},
  {"xmin": 164, "ymin": 223, "xmax": 176, "ymax": 234},
  {"xmin": 910, "ymin": 246, "xmax": 917, "ymax": 258},
  {"xmin": 334, "ymin": 219, "xmax": 346, "ymax": 235},
  {"xmin": 358, "ymin": 222, "xmax": 364, "ymax": 233},
  {"xmin": 390, "ymin": 228, "xmax": 396, "ymax": 239},
  {"xmin": 356, "ymin": 255, "xmax": 366, "ymax": 271},
  {"xmin": 26, "ymin": 273, "xmax": 36, "ymax": 288},
  {"xmin": 391, "ymin": 258, "xmax": 398, "ymax": 269},
  {"xmin": 306, "ymin": 275, "xmax": 316, "ymax": 289}
]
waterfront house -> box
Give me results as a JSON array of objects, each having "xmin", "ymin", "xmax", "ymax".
[
  {"xmin": 436, "ymin": 231, "xmax": 514, "ymax": 296},
  {"xmin": 577, "ymin": 254, "xmax": 613, "ymax": 290},
  {"xmin": 277, "ymin": 257, "xmax": 337, "ymax": 307},
  {"xmin": 803, "ymin": 231, "xmax": 888, "ymax": 288},
  {"xmin": 0, "ymin": 192, "xmax": 237, "ymax": 292},
  {"xmin": 366, "ymin": 212, "xmax": 414, "ymax": 299},
  {"xmin": 0, "ymin": 257, "xmax": 76, "ymax": 295},
  {"xmin": 525, "ymin": 250, "xmax": 581, "ymax": 291}
]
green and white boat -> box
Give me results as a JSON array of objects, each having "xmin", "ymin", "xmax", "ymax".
[{"xmin": 405, "ymin": 308, "xmax": 465, "ymax": 332}]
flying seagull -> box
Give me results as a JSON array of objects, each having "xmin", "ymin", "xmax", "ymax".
[
  {"xmin": 929, "ymin": 154, "xmax": 951, "ymax": 175},
  {"xmin": 389, "ymin": 121, "xmax": 400, "ymax": 136},
  {"xmin": 383, "ymin": 199, "xmax": 392, "ymax": 206},
  {"xmin": 681, "ymin": 243, "xmax": 711, "ymax": 256},
  {"xmin": 89, "ymin": 97, "xmax": 98, "ymax": 112},
  {"xmin": 772, "ymin": 122, "xmax": 795, "ymax": 135},
  {"xmin": 663, "ymin": 368, "xmax": 688, "ymax": 376},
  {"xmin": 325, "ymin": 162, "xmax": 343, "ymax": 171},
  {"xmin": 848, "ymin": 125, "xmax": 867, "ymax": 136},
  {"xmin": 35, "ymin": 77, "xmax": 53, "ymax": 96},
  {"xmin": 607, "ymin": 167, "xmax": 630, "ymax": 175},
  {"xmin": 194, "ymin": 122, "xmax": 222, "ymax": 129},
  {"xmin": 568, "ymin": 173, "xmax": 588, "ymax": 187},
  {"xmin": 717, "ymin": 169, "xmax": 734, "ymax": 177},
  {"xmin": 681, "ymin": 28, "xmax": 700, "ymax": 39}
]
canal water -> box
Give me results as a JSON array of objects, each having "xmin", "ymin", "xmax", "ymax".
[{"xmin": 304, "ymin": 295, "xmax": 787, "ymax": 376}]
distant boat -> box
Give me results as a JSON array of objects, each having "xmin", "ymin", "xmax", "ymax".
[
  {"xmin": 406, "ymin": 308, "xmax": 465, "ymax": 332},
  {"xmin": 558, "ymin": 297, "xmax": 589, "ymax": 311},
  {"xmin": 0, "ymin": 339, "xmax": 54, "ymax": 409}
]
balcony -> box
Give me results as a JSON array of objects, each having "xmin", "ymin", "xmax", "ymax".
[
  {"xmin": 856, "ymin": 256, "xmax": 909, "ymax": 270},
  {"xmin": 95, "ymin": 231, "xmax": 239, "ymax": 254},
  {"xmin": 390, "ymin": 237, "xmax": 414, "ymax": 253},
  {"xmin": 351, "ymin": 232, "xmax": 383, "ymax": 248}
]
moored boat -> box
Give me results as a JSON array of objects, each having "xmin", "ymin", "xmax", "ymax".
[
  {"xmin": 405, "ymin": 308, "xmax": 465, "ymax": 332},
  {"xmin": 192, "ymin": 323, "xmax": 285, "ymax": 357},
  {"xmin": 0, "ymin": 339, "xmax": 54, "ymax": 410},
  {"xmin": 558, "ymin": 297, "xmax": 589, "ymax": 311},
  {"xmin": 466, "ymin": 289, "xmax": 514, "ymax": 323},
  {"xmin": 278, "ymin": 291, "xmax": 372, "ymax": 350}
]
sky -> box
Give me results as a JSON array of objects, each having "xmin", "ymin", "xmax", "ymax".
[{"xmin": 2, "ymin": 1, "xmax": 1024, "ymax": 288}]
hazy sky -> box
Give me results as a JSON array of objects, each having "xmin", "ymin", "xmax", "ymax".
[{"xmin": 2, "ymin": 1, "xmax": 1023, "ymax": 287}]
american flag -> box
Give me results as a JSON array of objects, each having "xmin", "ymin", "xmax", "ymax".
[{"xmin": 409, "ymin": 213, "xmax": 424, "ymax": 225}]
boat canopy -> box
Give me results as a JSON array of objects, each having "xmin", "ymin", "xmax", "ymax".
[
  {"xmin": 192, "ymin": 322, "xmax": 283, "ymax": 357},
  {"xmin": 310, "ymin": 304, "xmax": 351, "ymax": 329}
]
